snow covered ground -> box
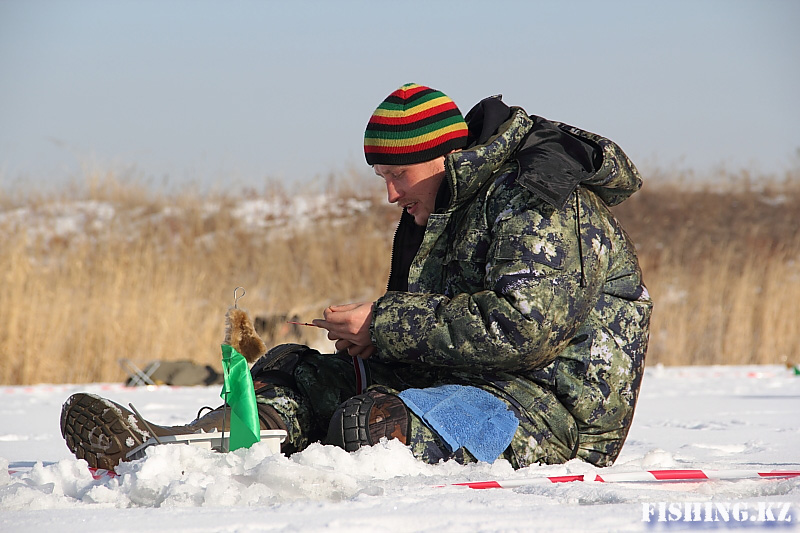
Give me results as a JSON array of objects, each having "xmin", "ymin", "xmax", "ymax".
[{"xmin": 1, "ymin": 364, "xmax": 798, "ymax": 532}]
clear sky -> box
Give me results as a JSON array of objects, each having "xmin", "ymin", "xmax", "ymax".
[{"xmin": 1, "ymin": 0, "xmax": 798, "ymax": 192}]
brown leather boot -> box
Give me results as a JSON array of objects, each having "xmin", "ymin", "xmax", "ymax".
[{"xmin": 60, "ymin": 392, "xmax": 284, "ymax": 470}]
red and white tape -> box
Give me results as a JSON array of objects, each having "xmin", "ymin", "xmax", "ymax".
[
  {"xmin": 449, "ymin": 469, "xmax": 800, "ymax": 489},
  {"xmin": 8, "ymin": 465, "xmax": 117, "ymax": 480},
  {"xmin": 10, "ymin": 465, "xmax": 799, "ymax": 488}
]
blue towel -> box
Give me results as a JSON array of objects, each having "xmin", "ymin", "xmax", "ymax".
[{"xmin": 398, "ymin": 384, "xmax": 519, "ymax": 463}]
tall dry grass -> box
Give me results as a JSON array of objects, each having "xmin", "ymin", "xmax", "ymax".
[
  {"xmin": 612, "ymin": 171, "xmax": 800, "ymax": 367},
  {"xmin": 0, "ymin": 170, "xmax": 395, "ymax": 385},
  {"xmin": 1, "ymin": 168, "xmax": 798, "ymax": 385}
]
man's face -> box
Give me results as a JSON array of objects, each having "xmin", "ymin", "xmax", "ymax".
[{"xmin": 374, "ymin": 157, "xmax": 446, "ymax": 226}]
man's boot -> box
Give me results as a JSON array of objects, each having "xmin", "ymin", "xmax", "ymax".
[
  {"xmin": 324, "ymin": 389, "xmax": 410, "ymax": 452},
  {"xmin": 60, "ymin": 392, "xmax": 285, "ymax": 470}
]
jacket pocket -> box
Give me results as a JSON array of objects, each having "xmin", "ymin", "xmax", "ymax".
[{"xmin": 492, "ymin": 234, "xmax": 565, "ymax": 271}]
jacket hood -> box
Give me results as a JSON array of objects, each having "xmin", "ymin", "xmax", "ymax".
[
  {"xmin": 443, "ymin": 99, "xmax": 531, "ymax": 210},
  {"xmin": 448, "ymin": 95, "xmax": 643, "ymax": 209}
]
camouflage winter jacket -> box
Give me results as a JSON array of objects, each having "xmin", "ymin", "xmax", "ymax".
[{"xmin": 370, "ymin": 96, "xmax": 652, "ymax": 467}]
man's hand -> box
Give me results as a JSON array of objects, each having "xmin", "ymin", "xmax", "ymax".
[{"xmin": 312, "ymin": 302, "xmax": 377, "ymax": 359}]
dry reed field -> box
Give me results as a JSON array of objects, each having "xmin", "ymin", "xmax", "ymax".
[
  {"xmin": 613, "ymin": 171, "xmax": 800, "ymax": 368},
  {"xmin": 1, "ymin": 169, "xmax": 798, "ymax": 385}
]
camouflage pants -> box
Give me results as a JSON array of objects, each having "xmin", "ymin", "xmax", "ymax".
[{"xmin": 251, "ymin": 344, "xmax": 577, "ymax": 468}]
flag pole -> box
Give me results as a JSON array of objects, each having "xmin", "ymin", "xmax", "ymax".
[
  {"xmin": 221, "ymin": 390, "xmax": 228, "ymax": 453},
  {"xmin": 219, "ymin": 286, "xmax": 244, "ymax": 454}
]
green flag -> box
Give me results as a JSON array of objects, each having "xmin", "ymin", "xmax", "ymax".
[{"xmin": 220, "ymin": 344, "xmax": 260, "ymax": 451}]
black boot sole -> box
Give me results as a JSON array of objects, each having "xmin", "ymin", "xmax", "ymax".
[
  {"xmin": 327, "ymin": 391, "xmax": 409, "ymax": 452},
  {"xmin": 60, "ymin": 392, "xmax": 149, "ymax": 470}
]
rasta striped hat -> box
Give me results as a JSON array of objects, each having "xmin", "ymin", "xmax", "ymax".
[{"xmin": 364, "ymin": 83, "xmax": 469, "ymax": 166}]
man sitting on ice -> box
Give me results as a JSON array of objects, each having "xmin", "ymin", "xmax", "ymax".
[{"xmin": 61, "ymin": 83, "xmax": 652, "ymax": 470}]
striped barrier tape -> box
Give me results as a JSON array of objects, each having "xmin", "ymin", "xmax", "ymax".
[
  {"xmin": 10, "ymin": 465, "xmax": 799, "ymax": 487},
  {"xmin": 449, "ymin": 469, "xmax": 800, "ymax": 489}
]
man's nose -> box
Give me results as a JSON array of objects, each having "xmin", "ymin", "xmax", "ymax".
[{"xmin": 385, "ymin": 179, "xmax": 401, "ymax": 204}]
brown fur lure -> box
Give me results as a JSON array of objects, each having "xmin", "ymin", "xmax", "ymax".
[{"xmin": 223, "ymin": 307, "xmax": 267, "ymax": 365}]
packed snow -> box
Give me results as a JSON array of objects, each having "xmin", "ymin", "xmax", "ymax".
[{"xmin": 1, "ymin": 364, "xmax": 798, "ymax": 532}]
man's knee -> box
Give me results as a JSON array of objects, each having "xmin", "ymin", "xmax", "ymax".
[{"xmin": 250, "ymin": 343, "xmax": 317, "ymax": 392}]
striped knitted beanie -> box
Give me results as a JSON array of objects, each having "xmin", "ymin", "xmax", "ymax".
[{"xmin": 364, "ymin": 83, "xmax": 469, "ymax": 166}]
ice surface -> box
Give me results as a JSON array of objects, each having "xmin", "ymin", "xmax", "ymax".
[{"xmin": 1, "ymin": 365, "xmax": 798, "ymax": 532}]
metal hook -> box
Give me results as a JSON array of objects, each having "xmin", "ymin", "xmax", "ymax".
[{"xmin": 233, "ymin": 286, "xmax": 246, "ymax": 309}]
